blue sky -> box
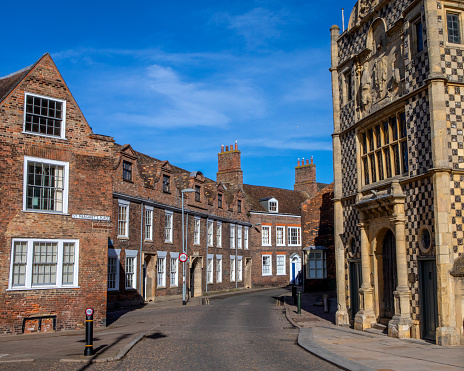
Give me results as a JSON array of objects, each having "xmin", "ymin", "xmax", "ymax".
[{"xmin": 2, "ymin": 0, "xmax": 356, "ymax": 189}]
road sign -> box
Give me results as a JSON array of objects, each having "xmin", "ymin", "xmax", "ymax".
[
  {"xmin": 85, "ymin": 308, "xmax": 94, "ymax": 316},
  {"xmin": 179, "ymin": 253, "xmax": 188, "ymax": 262}
]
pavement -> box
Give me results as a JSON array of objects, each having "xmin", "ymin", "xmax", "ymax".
[{"xmin": 0, "ymin": 288, "xmax": 462, "ymax": 370}]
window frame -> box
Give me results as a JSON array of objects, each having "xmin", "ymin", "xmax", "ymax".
[
  {"xmin": 118, "ymin": 199, "xmax": 130, "ymax": 238},
  {"xmin": 207, "ymin": 220, "xmax": 214, "ymax": 247},
  {"xmin": 230, "ymin": 255, "xmax": 236, "ymax": 282},
  {"xmin": 170, "ymin": 253, "xmax": 178, "ymax": 287},
  {"xmin": 125, "ymin": 250, "xmax": 137, "ymax": 290},
  {"xmin": 307, "ymin": 250, "xmax": 327, "ymax": 279},
  {"xmin": 23, "ymin": 156, "xmax": 69, "ymax": 214},
  {"xmin": 244, "ymin": 227, "xmax": 249, "ymax": 250},
  {"xmin": 23, "ymin": 92, "xmax": 66, "ymax": 139},
  {"xmin": 216, "ymin": 255, "xmax": 223, "ymax": 283},
  {"xmin": 207, "ymin": 254, "xmax": 214, "ymax": 284},
  {"xmin": 411, "ymin": 17, "xmax": 424, "ymax": 55},
  {"xmin": 276, "ymin": 226, "xmax": 285, "ymax": 246},
  {"xmin": 237, "ymin": 256, "xmax": 243, "ymax": 282},
  {"xmin": 164, "ymin": 211, "xmax": 173, "ymax": 243},
  {"xmin": 218, "ymin": 193, "xmax": 223, "ymax": 208},
  {"xmin": 195, "ymin": 185, "xmax": 201, "ymax": 202},
  {"xmin": 262, "ymin": 254, "xmax": 272, "ymax": 276},
  {"xmin": 216, "ymin": 221, "xmax": 222, "ymax": 248},
  {"xmin": 262, "ymin": 225, "xmax": 271, "ymax": 246},
  {"xmin": 145, "ymin": 206, "xmax": 153, "ymax": 241},
  {"xmin": 447, "ymin": 11, "xmax": 462, "ymax": 44},
  {"xmin": 237, "ymin": 225, "xmax": 242, "ymax": 249},
  {"xmin": 360, "ymin": 112, "xmax": 408, "ymax": 186},
  {"xmin": 107, "ymin": 248, "xmax": 121, "ymax": 291},
  {"xmin": 230, "ymin": 224, "xmax": 236, "ymax": 249},
  {"xmin": 194, "ymin": 217, "xmax": 201, "ymax": 245},
  {"xmin": 162, "ymin": 175, "xmax": 171, "ymax": 193},
  {"xmin": 237, "ymin": 200, "xmax": 242, "ymax": 213},
  {"xmin": 276, "ymin": 254, "xmax": 286, "ymax": 275},
  {"xmin": 287, "ymin": 227, "xmax": 301, "ymax": 246},
  {"xmin": 122, "ymin": 161, "xmax": 132, "ymax": 182},
  {"xmin": 8, "ymin": 238, "xmax": 79, "ymax": 290},
  {"xmin": 157, "ymin": 252, "xmax": 167, "ymax": 287},
  {"xmin": 268, "ymin": 200, "xmax": 278, "ymax": 213}
]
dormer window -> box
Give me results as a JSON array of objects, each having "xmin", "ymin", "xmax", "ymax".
[
  {"xmin": 195, "ymin": 185, "xmax": 201, "ymax": 202},
  {"xmin": 218, "ymin": 194, "xmax": 223, "ymax": 208},
  {"xmin": 163, "ymin": 175, "xmax": 170, "ymax": 193},
  {"xmin": 24, "ymin": 93, "xmax": 66, "ymax": 139},
  {"xmin": 260, "ymin": 197, "xmax": 278, "ymax": 213},
  {"xmin": 123, "ymin": 161, "xmax": 132, "ymax": 181},
  {"xmin": 269, "ymin": 201, "xmax": 277, "ymax": 212}
]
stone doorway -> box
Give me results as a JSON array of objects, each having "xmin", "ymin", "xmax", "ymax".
[
  {"xmin": 419, "ymin": 259, "xmax": 438, "ymax": 341},
  {"xmin": 190, "ymin": 256, "xmax": 203, "ymax": 298},
  {"xmin": 144, "ymin": 253, "xmax": 156, "ymax": 302},
  {"xmin": 245, "ymin": 258, "xmax": 252, "ymax": 288},
  {"xmin": 382, "ymin": 230, "xmax": 397, "ymax": 319}
]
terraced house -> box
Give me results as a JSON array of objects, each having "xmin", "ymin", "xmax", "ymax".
[
  {"xmin": 331, "ymin": 0, "xmax": 464, "ymax": 345},
  {"xmin": 0, "ymin": 55, "xmax": 334, "ymax": 334}
]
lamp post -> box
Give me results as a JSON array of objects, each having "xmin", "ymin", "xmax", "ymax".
[{"xmin": 182, "ymin": 188, "xmax": 195, "ymax": 305}]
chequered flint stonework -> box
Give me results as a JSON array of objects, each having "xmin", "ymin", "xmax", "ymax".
[
  {"xmin": 406, "ymin": 90, "xmax": 433, "ymax": 177},
  {"xmin": 450, "ymin": 173, "xmax": 464, "ymax": 256},
  {"xmin": 340, "ymin": 130, "xmax": 358, "ymax": 197},
  {"xmin": 445, "ymin": 85, "xmax": 464, "ymax": 169},
  {"xmin": 404, "ymin": 177, "xmax": 435, "ymax": 320},
  {"xmin": 338, "ymin": 0, "xmax": 412, "ymax": 65},
  {"xmin": 342, "ymin": 196, "xmax": 360, "ymax": 308},
  {"xmin": 340, "ymin": 101, "xmax": 356, "ymax": 132},
  {"xmin": 404, "ymin": 10, "xmax": 429, "ymax": 95}
]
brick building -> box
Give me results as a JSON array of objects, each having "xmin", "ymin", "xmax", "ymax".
[
  {"xmin": 0, "ymin": 54, "xmax": 114, "ymax": 334},
  {"xmin": 331, "ymin": 0, "xmax": 464, "ymax": 345},
  {"xmin": 0, "ymin": 55, "xmax": 335, "ymax": 333}
]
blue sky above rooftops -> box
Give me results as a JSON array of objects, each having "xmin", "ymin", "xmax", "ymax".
[{"xmin": 1, "ymin": 0, "xmax": 357, "ymax": 189}]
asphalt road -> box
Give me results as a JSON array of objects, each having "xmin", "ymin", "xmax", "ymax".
[{"xmin": 1, "ymin": 288, "xmax": 340, "ymax": 370}]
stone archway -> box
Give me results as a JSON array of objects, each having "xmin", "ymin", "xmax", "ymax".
[{"xmin": 190, "ymin": 256, "xmax": 203, "ymax": 298}]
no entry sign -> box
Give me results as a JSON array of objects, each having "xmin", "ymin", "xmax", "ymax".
[{"xmin": 179, "ymin": 253, "xmax": 188, "ymax": 262}]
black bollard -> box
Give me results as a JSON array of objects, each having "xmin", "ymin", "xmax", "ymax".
[
  {"xmin": 84, "ymin": 308, "xmax": 95, "ymax": 356},
  {"xmin": 297, "ymin": 292, "xmax": 301, "ymax": 314}
]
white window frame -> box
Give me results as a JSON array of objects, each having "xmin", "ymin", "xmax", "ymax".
[
  {"xmin": 194, "ymin": 217, "xmax": 201, "ymax": 245},
  {"xmin": 262, "ymin": 254, "xmax": 272, "ymax": 276},
  {"xmin": 170, "ymin": 252, "xmax": 178, "ymax": 287},
  {"xmin": 125, "ymin": 250, "xmax": 137, "ymax": 290},
  {"xmin": 165, "ymin": 211, "xmax": 173, "ymax": 243},
  {"xmin": 230, "ymin": 255, "xmax": 236, "ymax": 282},
  {"xmin": 8, "ymin": 238, "xmax": 79, "ymax": 290},
  {"xmin": 244, "ymin": 227, "xmax": 249, "ymax": 250},
  {"xmin": 276, "ymin": 254, "xmax": 286, "ymax": 275},
  {"xmin": 157, "ymin": 251, "xmax": 167, "ymax": 287},
  {"xmin": 230, "ymin": 224, "xmax": 236, "ymax": 249},
  {"xmin": 118, "ymin": 199, "xmax": 130, "ymax": 238},
  {"xmin": 262, "ymin": 226, "xmax": 271, "ymax": 246},
  {"xmin": 145, "ymin": 206, "xmax": 153, "ymax": 241},
  {"xmin": 287, "ymin": 227, "xmax": 301, "ymax": 246},
  {"xmin": 108, "ymin": 249, "xmax": 121, "ymax": 291},
  {"xmin": 217, "ymin": 222, "xmax": 222, "ymax": 248},
  {"xmin": 307, "ymin": 250, "xmax": 327, "ymax": 279},
  {"xmin": 207, "ymin": 254, "xmax": 214, "ymax": 284},
  {"xmin": 216, "ymin": 255, "xmax": 222, "ymax": 283},
  {"xmin": 237, "ymin": 256, "xmax": 243, "ymax": 282},
  {"xmin": 237, "ymin": 225, "xmax": 242, "ymax": 249},
  {"xmin": 269, "ymin": 200, "xmax": 278, "ymax": 213},
  {"xmin": 207, "ymin": 220, "xmax": 214, "ymax": 247},
  {"xmin": 276, "ymin": 226, "xmax": 285, "ymax": 246},
  {"xmin": 23, "ymin": 156, "xmax": 69, "ymax": 214},
  {"xmin": 23, "ymin": 92, "xmax": 66, "ymax": 139}
]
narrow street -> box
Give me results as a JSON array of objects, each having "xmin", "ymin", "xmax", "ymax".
[{"xmin": 0, "ymin": 288, "xmax": 340, "ymax": 370}]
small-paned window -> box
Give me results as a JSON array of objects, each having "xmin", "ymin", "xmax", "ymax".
[
  {"xmin": 118, "ymin": 200, "xmax": 129, "ymax": 238},
  {"xmin": 276, "ymin": 226, "xmax": 285, "ymax": 246},
  {"xmin": 108, "ymin": 249, "xmax": 120, "ymax": 291},
  {"xmin": 123, "ymin": 161, "xmax": 132, "ymax": 181},
  {"xmin": 230, "ymin": 256, "xmax": 235, "ymax": 281},
  {"xmin": 145, "ymin": 207, "xmax": 153, "ymax": 240},
  {"xmin": 269, "ymin": 201, "xmax": 278, "ymax": 212},
  {"xmin": 447, "ymin": 12, "xmax": 461, "ymax": 44},
  {"xmin": 230, "ymin": 224, "xmax": 236, "ymax": 249},
  {"xmin": 218, "ymin": 194, "xmax": 223, "ymax": 208},
  {"xmin": 217, "ymin": 222, "xmax": 222, "ymax": 247},
  {"xmin": 276, "ymin": 254, "xmax": 286, "ymax": 275},
  {"xmin": 165, "ymin": 211, "xmax": 173, "ymax": 243},
  {"xmin": 163, "ymin": 175, "xmax": 170, "ymax": 193},
  {"xmin": 24, "ymin": 93, "xmax": 65, "ymax": 138},
  {"xmin": 360, "ymin": 112, "xmax": 408, "ymax": 185},
  {"xmin": 307, "ymin": 250, "xmax": 327, "ymax": 279},
  {"xmin": 237, "ymin": 200, "xmax": 242, "ymax": 213},
  {"xmin": 287, "ymin": 227, "xmax": 301, "ymax": 246},
  {"xmin": 262, "ymin": 226, "xmax": 271, "ymax": 246},
  {"xmin": 262, "ymin": 255, "xmax": 272, "ymax": 276},
  {"xmin": 195, "ymin": 185, "xmax": 201, "ymax": 202},
  {"xmin": 237, "ymin": 256, "xmax": 242, "ymax": 282},
  {"xmin": 207, "ymin": 258, "xmax": 214, "ymax": 284},
  {"xmin": 216, "ymin": 257, "xmax": 222, "ymax": 283},
  {"xmin": 207, "ymin": 221, "xmax": 214, "ymax": 247},
  {"xmin": 157, "ymin": 256, "xmax": 166, "ymax": 287},
  {"xmin": 125, "ymin": 255, "xmax": 137, "ymax": 289},
  {"xmin": 170, "ymin": 257, "xmax": 178, "ymax": 286},
  {"xmin": 194, "ymin": 218, "xmax": 201, "ymax": 245},
  {"xmin": 237, "ymin": 225, "xmax": 242, "ymax": 249},
  {"xmin": 244, "ymin": 227, "xmax": 249, "ymax": 250}
]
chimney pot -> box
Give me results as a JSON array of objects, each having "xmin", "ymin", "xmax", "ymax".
[
  {"xmin": 311, "ymin": 156, "xmax": 313, "ymax": 164},
  {"xmin": 297, "ymin": 158, "xmax": 300, "ymax": 167},
  {"xmin": 235, "ymin": 141, "xmax": 238, "ymax": 150},
  {"xmin": 225, "ymin": 145, "xmax": 229, "ymax": 151},
  {"xmin": 221, "ymin": 145, "xmax": 224, "ymax": 153},
  {"xmin": 231, "ymin": 144, "xmax": 233, "ymax": 151},
  {"xmin": 306, "ymin": 159, "xmax": 309, "ymax": 165}
]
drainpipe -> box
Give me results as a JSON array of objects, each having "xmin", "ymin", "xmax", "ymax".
[
  {"xmin": 235, "ymin": 223, "xmax": 238, "ymax": 289},
  {"xmin": 140, "ymin": 203, "xmax": 144, "ymax": 303}
]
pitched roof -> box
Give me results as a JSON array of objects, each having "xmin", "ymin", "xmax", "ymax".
[
  {"xmin": 0, "ymin": 64, "xmax": 34, "ymax": 104},
  {"xmin": 242, "ymin": 184, "xmax": 309, "ymax": 215}
]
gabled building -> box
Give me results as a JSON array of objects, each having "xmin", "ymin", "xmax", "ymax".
[
  {"xmin": 0, "ymin": 54, "xmax": 114, "ymax": 334},
  {"xmin": 331, "ymin": 0, "xmax": 464, "ymax": 345}
]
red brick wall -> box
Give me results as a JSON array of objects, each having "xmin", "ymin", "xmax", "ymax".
[
  {"xmin": 0, "ymin": 55, "xmax": 113, "ymax": 334},
  {"xmin": 301, "ymin": 183, "xmax": 335, "ymax": 291},
  {"xmin": 216, "ymin": 144, "xmax": 243, "ymax": 186}
]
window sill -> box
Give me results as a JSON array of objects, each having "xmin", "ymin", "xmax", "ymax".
[
  {"xmin": 22, "ymin": 210, "xmax": 69, "ymax": 216},
  {"xmin": 22, "ymin": 130, "xmax": 67, "ymax": 141},
  {"xmin": 8, "ymin": 285, "xmax": 80, "ymax": 291},
  {"xmin": 118, "ymin": 236, "xmax": 129, "ymax": 240},
  {"xmin": 262, "ymin": 274, "xmax": 272, "ymax": 277},
  {"xmin": 144, "ymin": 239, "xmax": 153, "ymax": 243},
  {"xmin": 164, "ymin": 241, "xmax": 173, "ymax": 244}
]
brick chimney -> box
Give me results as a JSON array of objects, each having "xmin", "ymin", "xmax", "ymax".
[
  {"xmin": 217, "ymin": 141, "xmax": 243, "ymax": 186},
  {"xmin": 294, "ymin": 156, "xmax": 317, "ymax": 197}
]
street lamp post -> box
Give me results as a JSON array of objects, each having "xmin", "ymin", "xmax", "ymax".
[{"xmin": 182, "ymin": 188, "xmax": 195, "ymax": 305}]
